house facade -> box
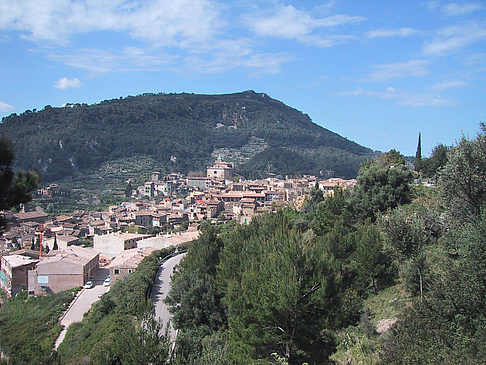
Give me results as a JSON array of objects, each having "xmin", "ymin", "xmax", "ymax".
[
  {"xmin": 93, "ymin": 232, "xmax": 150, "ymax": 258},
  {"xmin": 27, "ymin": 246, "xmax": 99, "ymax": 295},
  {"xmin": 0, "ymin": 254, "xmax": 39, "ymax": 298}
]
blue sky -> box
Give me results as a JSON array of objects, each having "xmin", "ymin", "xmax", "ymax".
[{"xmin": 0, "ymin": 1, "xmax": 485, "ymax": 156}]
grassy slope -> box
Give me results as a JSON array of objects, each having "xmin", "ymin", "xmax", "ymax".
[{"xmin": 0, "ymin": 288, "xmax": 80, "ymax": 364}]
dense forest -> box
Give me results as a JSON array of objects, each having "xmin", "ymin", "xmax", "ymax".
[
  {"xmin": 163, "ymin": 125, "xmax": 486, "ymax": 364},
  {"xmin": 0, "ymin": 91, "xmax": 373, "ymax": 182}
]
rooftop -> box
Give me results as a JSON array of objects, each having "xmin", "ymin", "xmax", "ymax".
[
  {"xmin": 13, "ymin": 211, "xmax": 48, "ymax": 221},
  {"xmin": 2, "ymin": 254, "xmax": 39, "ymax": 268},
  {"xmin": 39, "ymin": 246, "xmax": 99, "ymax": 266},
  {"xmin": 108, "ymin": 247, "xmax": 158, "ymax": 269}
]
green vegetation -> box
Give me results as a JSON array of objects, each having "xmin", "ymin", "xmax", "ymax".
[
  {"xmin": 165, "ymin": 125, "xmax": 486, "ymax": 364},
  {"xmin": 0, "ymin": 136, "xmax": 39, "ymax": 229},
  {"xmin": 56, "ymin": 247, "xmax": 181, "ymax": 364},
  {"xmin": 0, "ymin": 288, "xmax": 79, "ymax": 364},
  {"xmin": 3, "ymin": 119, "xmax": 485, "ymax": 363},
  {"xmin": 0, "ymin": 91, "xmax": 373, "ymax": 185},
  {"xmin": 33, "ymin": 155, "xmax": 161, "ymax": 215}
]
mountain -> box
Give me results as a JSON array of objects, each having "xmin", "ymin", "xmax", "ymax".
[{"xmin": 0, "ymin": 91, "xmax": 374, "ymax": 182}]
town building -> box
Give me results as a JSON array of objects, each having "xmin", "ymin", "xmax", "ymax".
[
  {"xmin": 207, "ymin": 160, "xmax": 234, "ymax": 181},
  {"xmin": 93, "ymin": 232, "xmax": 150, "ymax": 258},
  {"xmin": 108, "ymin": 247, "xmax": 158, "ymax": 284},
  {"xmin": 137, "ymin": 230, "xmax": 199, "ymax": 250},
  {"xmin": 0, "ymin": 254, "xmax": 39, "ymax": 298},
  {"xmin": 187, "ymin": 177, "xmax": 212, "ymax": 191},
  {"xmin": 27, "ymin": 246, "xmax": 99, "ymax": 295},
  {"xmin": 12, "ymin": 211, "xmax": 49, "ymax": 224}
]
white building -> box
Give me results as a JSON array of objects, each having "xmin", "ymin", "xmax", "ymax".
[{"xmin": 93, "ymin": 232, "xmax": 150, "ymax": 258}]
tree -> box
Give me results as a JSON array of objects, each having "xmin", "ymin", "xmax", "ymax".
[
  {"xmin": 352, "ymin": 225, "xmax": 389, "ymax": 294},
  {"xmin": 0, "ymin": 136, "xmax": 39, "ymax": 230},
  {"xmin": 439, "ymin": 127, "xmax": 486, "ymax": 221},
  {"xmin": 218, "ymin": 212, "xmax": 340, "ymax": 364},
  {"xmin": 30, "ymin": 238, "xmax": 35, "ymax": 251},
  {"xmin": 377, "ymin": 149, "xmax": 405, "ymax": 167},
  {"xmin": 166, "ymin": 227, "xmax": 227, "ymax": 363},
  {"xmin": 53, "ymin": 235, "xmax": 58, "ymax": 250},
  {"xmin": 420, "ymin": 144, "xmax": 449, "ymax": 178},
  {"xmin": 112, "ymin": 311, "xmax": 170, "ymax": 365},
  {"xmin": 383, "ymin": 215, "xmax": 486, "ymax": 364},
  {"xmin": 379, "ymin": 207, "xmax": 434, "ymax": 299},
  {"xmin": 125, "ymin": 181, "xmax": 133, "ymax": 198},
  {"xmin": 415, "ymin": 133, "xmax": 422, "ymax": 171},
  {"xmin": 351, "ymin": 153, "xmax": 413, "ymax": 221}
]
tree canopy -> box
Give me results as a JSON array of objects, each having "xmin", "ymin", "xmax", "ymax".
[{"xmin": 0, "ymin": 136, "xmax": 39, "ymax": 229}]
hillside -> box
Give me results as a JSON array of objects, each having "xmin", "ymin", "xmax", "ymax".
[{"xmin": 0, "ymin": 91, "xmax": 374, "ymax": 182}]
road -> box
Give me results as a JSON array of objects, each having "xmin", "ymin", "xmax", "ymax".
[
  {"xmin": 151, "ymin": 253, "xmax": 186, "ymax": 340},
  {"xmin": 54, "ymin": 268, "xmax": 110, "ymax": 349}
]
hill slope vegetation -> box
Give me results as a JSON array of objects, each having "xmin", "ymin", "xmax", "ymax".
[{"xmin": 0, "ymin": 91, "xmax": 373, "ymax": 182}]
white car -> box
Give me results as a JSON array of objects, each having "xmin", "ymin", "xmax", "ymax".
[
  {"xmin": 84, "ymin": 281, "xmax": 94, "ymax": 289},
  {"xmin": 103, "ymin": 278, "xmax": 111, "ymax": 287}
]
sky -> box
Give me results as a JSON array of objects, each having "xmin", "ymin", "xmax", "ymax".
[{"xmin": 0, "ymin": 1, "xmax": 485, "ymax": 156}]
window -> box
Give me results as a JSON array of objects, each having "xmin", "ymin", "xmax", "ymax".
[
  {"xmin": 114, "ymin": 269, "xmax": 120, "ymax": 275},
  {"xmin": 128, "ymin": 269, "xmax": 133, "ymax": 273}
]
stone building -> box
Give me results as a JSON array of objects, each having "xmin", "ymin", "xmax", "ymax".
[
  {"xmin": 0, "ymin": 254, "xmax": 39, "ymax": 297},
  {"xmin": 27, "ymin": 246, "xmax": 99, "ymax": 295}
]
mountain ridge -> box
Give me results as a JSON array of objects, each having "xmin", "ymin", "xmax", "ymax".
[{"xmin": 0, "ymin": 90, "xmax": 374, "ymax": 182}]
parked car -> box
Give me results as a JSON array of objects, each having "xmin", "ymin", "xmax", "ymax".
[
  {"xmin": 84, "ymin": 281, "xmax": 94, "ymax": 289},
  {"xmin": 103, "ymin": 278, "xmax": 111, "ymax": 287}
]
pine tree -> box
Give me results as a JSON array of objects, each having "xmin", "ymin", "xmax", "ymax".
[{"xmin": 0, "ymin": 136, "xmax": 39, "ymax": 231}]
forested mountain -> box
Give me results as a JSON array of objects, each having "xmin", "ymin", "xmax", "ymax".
[{"xmin": 0, "ymin": 91, "xmax": 373, "ymax": 182}]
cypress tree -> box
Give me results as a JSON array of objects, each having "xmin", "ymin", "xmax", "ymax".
[
  {"xmin": 125, "ymin": 181, "xmax": 133, "ymax": 198},
  {"xmin": 53, "ymin": 235, "xmax": 58, "ymax": 250},
  {"xmin": 30, "ymin": 238, "xmax": 35, "ymax": 251},
  {"xmin": 415, "ymin": 133, "xmax": 422, "ymax": 171}
]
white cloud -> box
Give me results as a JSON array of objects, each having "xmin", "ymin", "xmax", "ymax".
[
  {"xmin": 0, "ymin": 101, "xmax": 14, "ymax": 113},
  {"xmin": 441, "ymin": 2, "xmax": 483, "ymax": 16},
  {"xmin": 424, "ymin": 1, "xmax": 483, "ymax": 15},
  {"xmin": 51, "ymin": 41, "xmax": 291, "ymax": 76},
  {"xmin": 1, "ymin": 1, "xmax": 296, "ymax": 75},
  {"xmin": 50, "ymin": 47, "xmax": 179, "ymax": 74},
  {"xmin": 0, "ymin": 0, "xmax": 221, "ymax": 47},
  {"xmin": 366, "ymin": 27, "xmax": 418, "ymax": 38},
  {"xmin": 54, "ymin": 77, "xmax": 82, "ymax": 89},
  {"xmin": 424, "ymin": 23, "xmax": 486, "ymax": 56},
  {"xmin": 432, "ymin": 80, "xmax": 468, "ymax": 90},
  {"xmin": 337, "ymin": 86, "xmax": 455, "ymax": 107},
  {"xmin": 367, "ymin": 59, "xmax": 429, "ymax": 81},
  {"xmin": 246, "ymin": 5, "xmax": 364, "ymax": 46},
  {"xmin": 183, "ymin": 39, "xmax": 293, "ymax": 75}
]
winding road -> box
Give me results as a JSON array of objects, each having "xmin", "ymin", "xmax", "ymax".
[{"xmin": 151, "ymin": 253, "xmax": 186, "ymax": 340}]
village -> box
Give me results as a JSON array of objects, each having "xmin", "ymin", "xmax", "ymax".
[{"xmin": 0, "ymin": 159, "xmax": 356, "ymax": 299}]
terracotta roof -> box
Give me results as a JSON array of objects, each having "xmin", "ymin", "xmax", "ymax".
[{"xmin": 13, "ymin": 211, "xmax": 48, "ymax": 221}]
